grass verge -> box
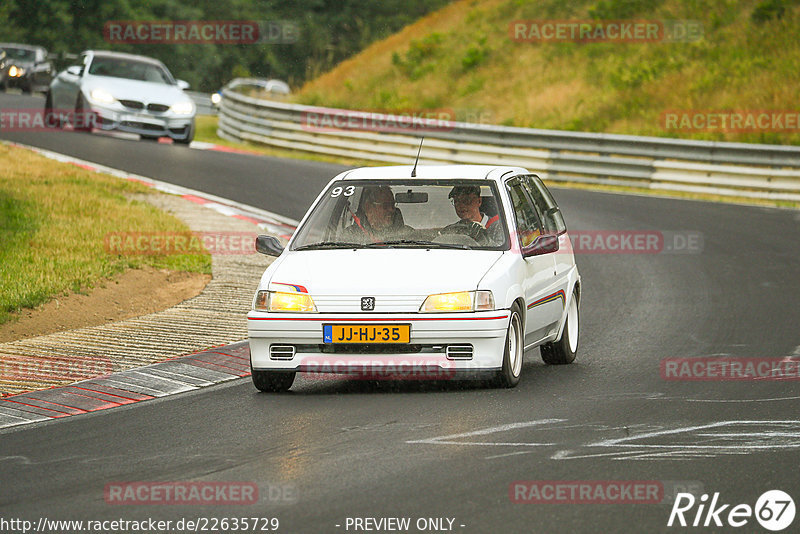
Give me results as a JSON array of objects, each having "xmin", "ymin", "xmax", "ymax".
[{"xmin": 0, "ymin": 144, "xmax": 211, "ymax": 326}]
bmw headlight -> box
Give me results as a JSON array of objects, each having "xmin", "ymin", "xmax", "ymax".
[
  {"xmin": 254, "ymin": 290, "xmax": 317, "ymax": 312},
  {"xmin": 89, "ymin": 88, "xmax": 115, "ymax": 104},
  {"xmin": 8, "ymin": 65, "xmax": 24, "ymax": 77},
  {"xmin": 419, "ymin": 290, "xmax": 495, "ymax": 312},
  {"xmin": 169, "ymin": 101, "xmax": 195, "ymax": 115}
]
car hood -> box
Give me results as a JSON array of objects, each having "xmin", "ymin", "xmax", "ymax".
[
  {"xmin": 265, "ymin": 249, "xmax": 504, "ymax": 312},
  {"xmin": 82, "ymin": 75, "xmax": 189, "ymax": 104}
]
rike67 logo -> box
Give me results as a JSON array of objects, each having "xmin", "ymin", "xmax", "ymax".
[{"xmin": 668, "ymin": 490, "xmax": 795, "ymax": 531}]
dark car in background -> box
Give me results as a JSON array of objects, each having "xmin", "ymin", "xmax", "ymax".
[{"xmin": 0, "ymin": 43, "xmax": 53, "ymax": 93}]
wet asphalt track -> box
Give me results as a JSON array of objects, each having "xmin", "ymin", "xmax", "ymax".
[{"xmin": 2, "ymin": 93, "xmax": 800, "ymax": 533}]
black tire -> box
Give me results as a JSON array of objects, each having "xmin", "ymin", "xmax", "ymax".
[
  {"xmin": 493, "ymin": 303, "xmax": 524, "ymax": 388},
  {"xmin": 73, "ymin": 93, "xmax": 92, "ymax": 132},
  {"xmin": 44, "ymin": 93, "xmax": 61, "ymax": 129},
  {"xmin": 540, "ymin": 288, "xmax": 579, "ymax": 365},
  {"xmin": 251, "ymin": 367, "xmax": 295, "ymax": 392},
  {"xmin": 174, "ymin": 119, "xmax": 195, "ymax": 145}
]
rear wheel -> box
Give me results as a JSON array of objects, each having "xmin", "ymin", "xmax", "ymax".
[
  {"xmin": 251, "ymin": 366, "xmax": 295, "ymax": 392},
  {"xmin": 494, "ymin": 303, "xmax": 524, "ymax": 388},
  {"xmin": 540, "ymin": 288, "xmax": 579, "ymax": 365}
]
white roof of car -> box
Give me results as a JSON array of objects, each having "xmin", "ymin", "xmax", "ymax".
[
  {"xmin": 337, "ymin": 165, "xmax": 529, "ymax": 182},
  {"xmin": 83, "ymin": 50, "xmax": 166, "ymax": 66}
]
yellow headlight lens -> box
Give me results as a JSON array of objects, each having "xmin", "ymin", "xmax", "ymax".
[
  {"xmin": 90, "ymin": 88, "xmax": 115, "ymax": 104},
  {"xmin": 254, "ymin": 290, "xmax": 316, "ymax": 312},
  {"xmin": 420, "ymin": 290, "xmax": 494, "ymax": 312}
]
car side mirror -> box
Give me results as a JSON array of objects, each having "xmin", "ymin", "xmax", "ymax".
[
  {"xmin": 177, "ymin": 79, "xmax": 190, "ymax": 90},
  {"xmin": 66, "ymin": 65, "xmax": 82, "ymax": 76},
  {"xmin": 522, "ymin": 234, "xmax": 559, "ymax": 257},
  {"xmin": 255, "ymin": 235, "xmax": 284, "ymax": 257}
]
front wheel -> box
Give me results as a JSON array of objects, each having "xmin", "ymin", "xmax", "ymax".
[
  {"xmin": 540, "ymin": 288, "xmax": 579, "ymax": 365},
  {"xmin": 73, "ymin": 93, "xmax": 92, "ymax": 132},
  {"xmin": 494, "ymin": 304, "xmax": 524, "ymax": 388},
  {"xmin": 251, "ymin": 367, "xmax": 295, "ymax": 392},
  {"xmin": 174, "ymin": 120, "xmax": 195, "ymax": 145},
  {"xmin": 44, "ymin": 93, "xmax": 61, "ymax": 129}
]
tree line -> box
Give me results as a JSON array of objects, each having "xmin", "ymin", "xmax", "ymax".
[{"xmin": 0, "ymin": 0, "xmax": 449, "ymax": 92}]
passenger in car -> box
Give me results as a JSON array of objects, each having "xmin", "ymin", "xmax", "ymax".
[{"xmin": 445, "ymin": 185, "xmax": 503, "ymax": 244}]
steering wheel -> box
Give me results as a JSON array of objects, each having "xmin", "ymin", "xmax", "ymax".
[{"xmin": 440, "ymin": 219, "xmax": 488, "ymax": 244}]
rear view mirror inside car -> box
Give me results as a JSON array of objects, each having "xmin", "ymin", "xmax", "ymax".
[{"xmin": 395, "ymin": 190, "xmax": 428, "ymax": 203}]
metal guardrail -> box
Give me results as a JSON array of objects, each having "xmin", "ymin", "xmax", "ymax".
[{"xmin": 217, "ymin": 87, "xmax": 800, "ymax": 202}]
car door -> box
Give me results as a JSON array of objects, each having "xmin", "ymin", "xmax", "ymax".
[
  {"xmin": 522, "ymin": 174, "xmax": 573, "ymax": 293},
  {"xmin": 506, "ymin": 177, "xmax": 562, "ymax": 345}
]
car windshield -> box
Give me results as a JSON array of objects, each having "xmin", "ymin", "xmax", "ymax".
[
  {"xmin": 3, "ymin": 48, "xmax": 35, "ymax": 62},
  {"xmin": 291, "ymin": 180, "xmax": 509, "ymax": 250},
  {"xmin": 87, "ymin": 57, "xmax": 174, "ymax": 84}
]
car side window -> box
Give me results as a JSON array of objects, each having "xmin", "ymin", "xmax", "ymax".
[
  {"xmin": 522, "ymin": 175, "xmax": 567, "ymax": 235},
  {"xmin": 506, "ymin": 180, "xmax": 542, "ymax": 248}
]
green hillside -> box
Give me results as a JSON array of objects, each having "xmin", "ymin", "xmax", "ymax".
[{"xmin": 296, "ymin": 0, "xmax": 800, "ymax": 145}]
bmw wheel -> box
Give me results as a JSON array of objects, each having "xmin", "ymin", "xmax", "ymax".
[{"xmin": 44, "ymin": 93, "xmax": 61, "ymax": 128}]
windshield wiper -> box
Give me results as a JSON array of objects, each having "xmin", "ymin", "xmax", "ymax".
[
  {"xmin": 365, "ymin": 239, "xmax": 471, "ymax": 250},
  {"xmin": 293, "ymin": 241, "xmax": 365, "ymax": 251}
]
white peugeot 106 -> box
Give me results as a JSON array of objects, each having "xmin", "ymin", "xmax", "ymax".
[{"xmin": 247, "ymin": 165, "xmax": 581, "ymax": 391}]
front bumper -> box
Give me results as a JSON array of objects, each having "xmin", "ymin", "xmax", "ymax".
[
  {"xmin": 247, "ymin": 310, "xmax": 511, "ymax": 378},
  {"xmin": 88, "ymin": 103, "xmax": 194, "ymax": 140}
]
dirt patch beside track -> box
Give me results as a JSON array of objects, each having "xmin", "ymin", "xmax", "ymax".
[{"xmin": 0, "ymin": 267, "xmax": 210, "ymax": 343}]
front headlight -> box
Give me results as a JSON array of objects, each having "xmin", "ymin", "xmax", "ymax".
[
  {"xmin": 89, "ymin": 88, "xmax": 115, "ymax": 104},
  {"xmin": 8, "ymin": 65, "xmax": 24, "ymax": 77},
  {"xmin": 169, "ymin": 101, "xmax": 195, "ymax": 115},
  {"xmin": 254, "ymin": 290, "xmax": 317, "ymax": 312},
  {"xmin": 419, "ymin": 290, "xmax": 495, "ymax": 312}
]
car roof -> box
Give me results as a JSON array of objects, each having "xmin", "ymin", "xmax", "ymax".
[
  {"xmin": 337, "ymin": 165, "xmax": 529, "ymax": 183},
  {"xmin": 82, "ymin": 50, "xmax": 166, "ymax": 66}
]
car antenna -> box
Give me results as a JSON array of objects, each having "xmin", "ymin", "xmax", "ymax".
[{"xmin": 411, "ymin": 137, "xmax": 424, "ymax": 177}]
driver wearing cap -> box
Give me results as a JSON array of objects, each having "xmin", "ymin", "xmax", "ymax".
[{"xmin": 445, "ymin": 185, "xmax": 503, "ymax": 245}]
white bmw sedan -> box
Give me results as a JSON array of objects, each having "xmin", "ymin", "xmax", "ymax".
[
  {"xmin": 46, "ymin": 50, "xmax": 195, "ymax": 143},
  {"xmin": 247, "ymin": 165, "xmax": 581, "ymax": 391}
]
